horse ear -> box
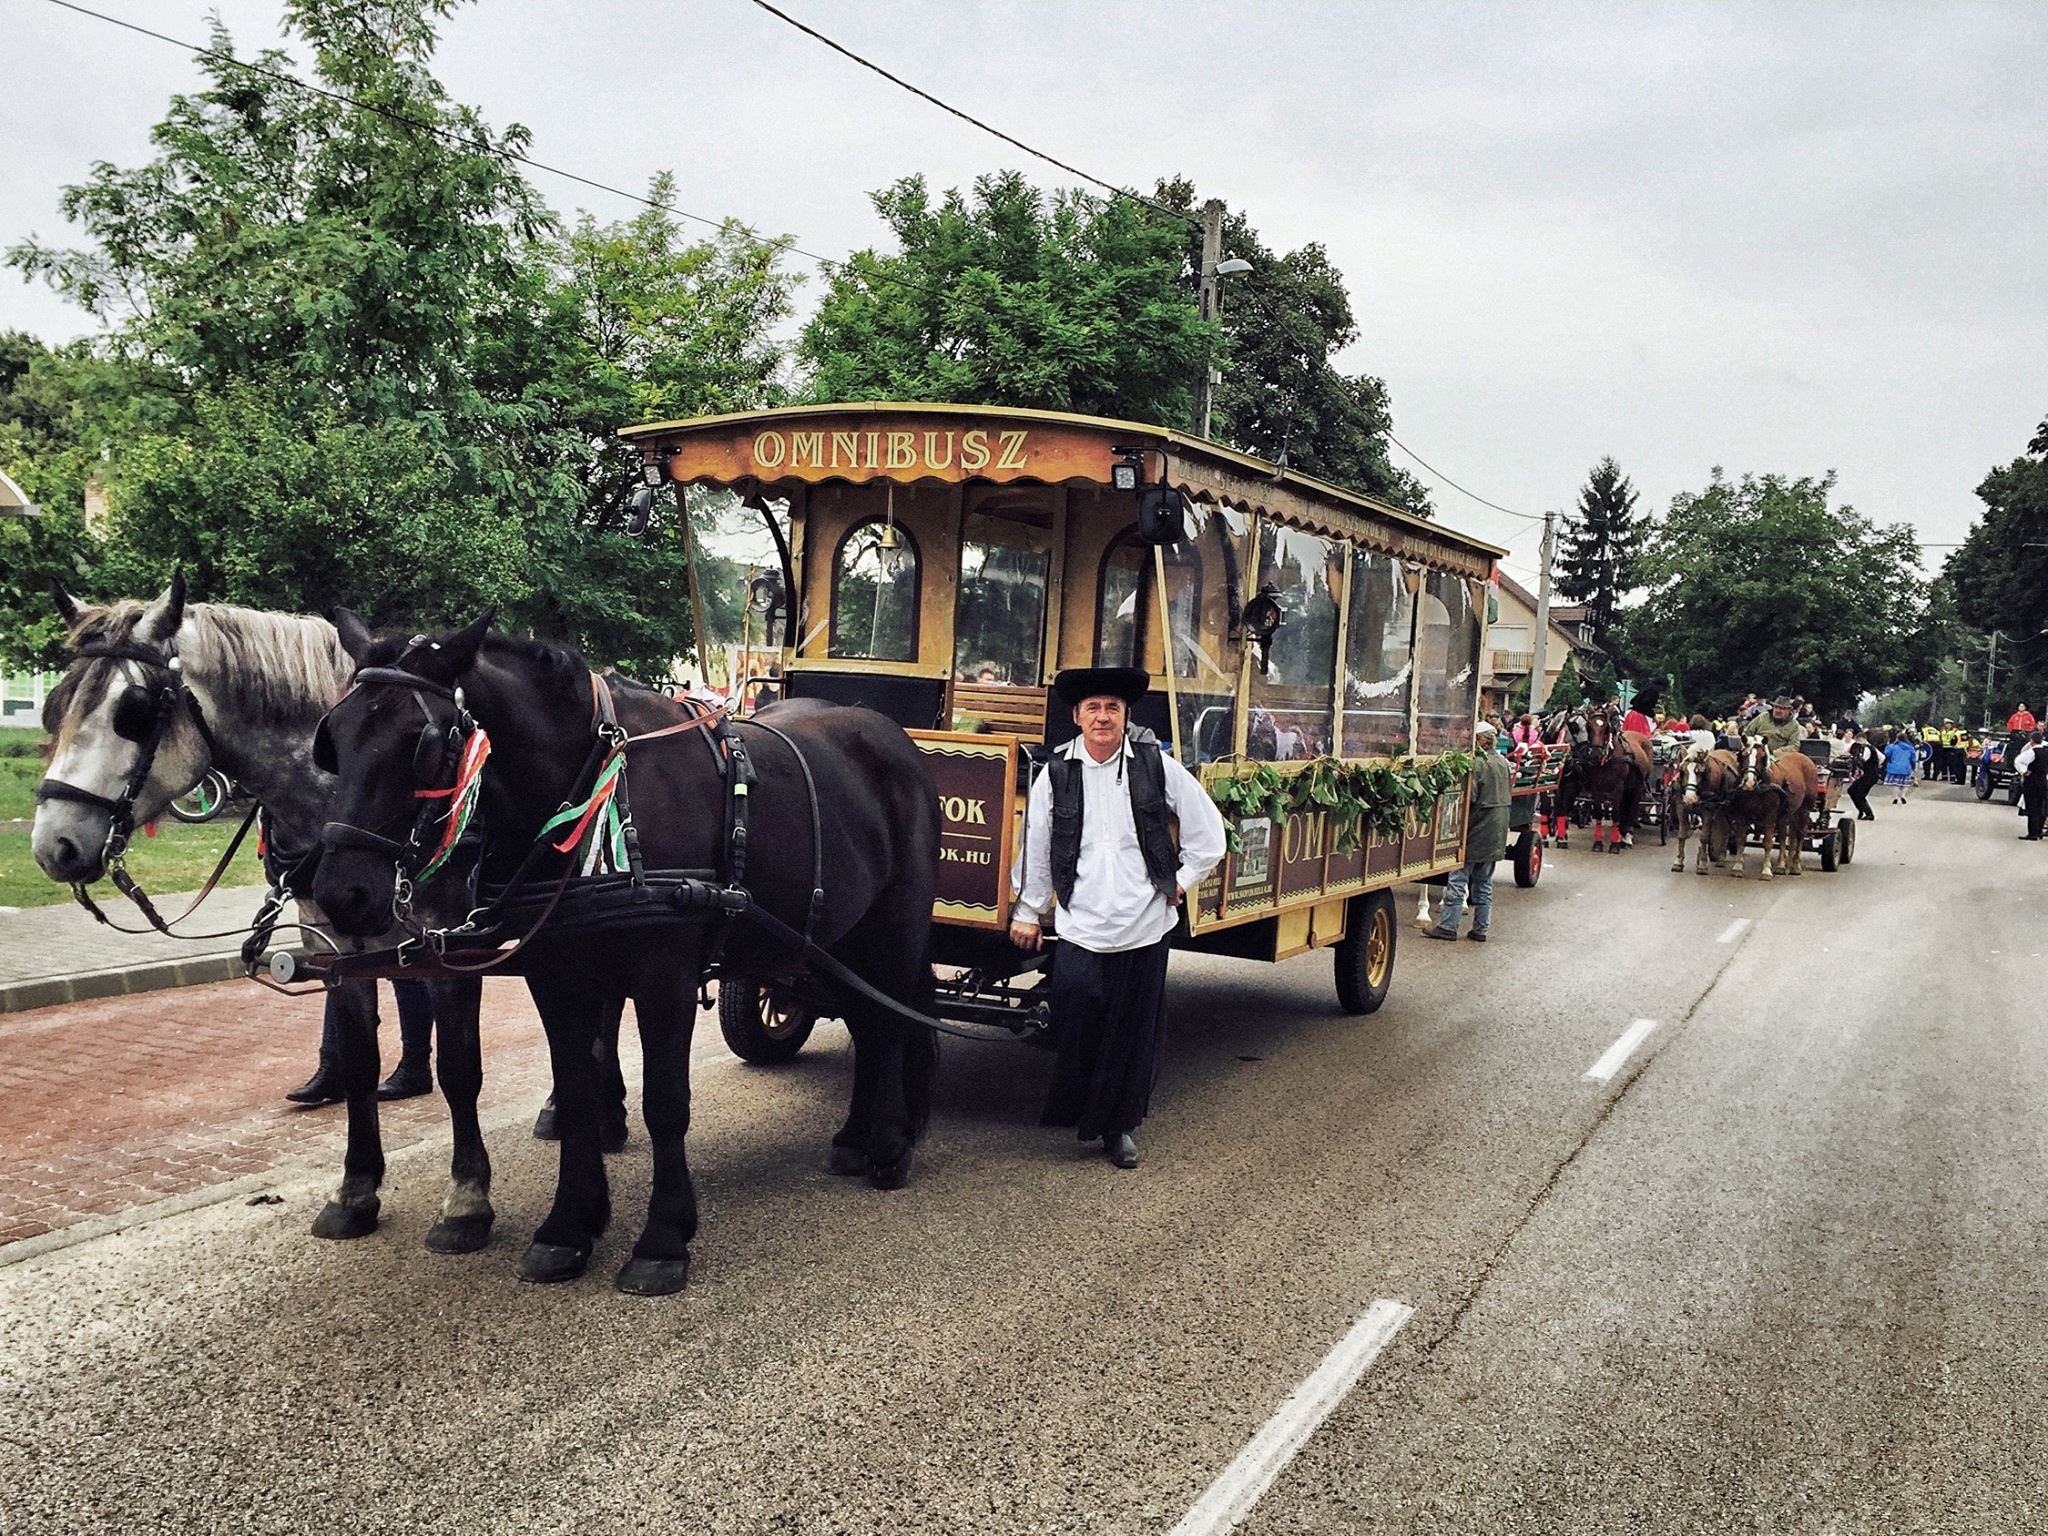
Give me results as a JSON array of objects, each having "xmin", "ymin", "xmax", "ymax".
[
  {"xmin": 330, "ymin": 608, "xmax": 375, "ymax": 664},
  {"xmin": 49, "ymin": 580, "xmax": 82, "ymax": 628},
  {"xmin": 422, "ymin": 607, "xmax": 495, "ymax": 679},
  {"xmin": 137, "ymin": 569, "xmax": 188, "ymax": 645}
]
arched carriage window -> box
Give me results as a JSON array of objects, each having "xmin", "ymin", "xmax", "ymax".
[
  {"xmin": 829, "ymin": 518, "xmax": 921, "ymax": 662},
  {"xmin": 1414, "ymin": 570, "xmax": 1482, "ymax": 753},
  {"xmin": 1342, "ymin": 552, "xmax": 1416, "ymax": 758},
  {"xmin": 1093, "ymin": 526, "xmax": 1205, "ymax": 677},
  {"xmin": 1247, "ymin": 527, "xmax": 1344, "ymax": 761}
]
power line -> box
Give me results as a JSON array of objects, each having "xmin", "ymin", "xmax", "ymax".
[
  {"xmin": 1384, "ymin": 431, "xmax": 1544, "ymax": 521},
  {"xmin": 740, "ymin": 0, "xmax": 1200, "ymax": 231},
  {"xmin": 35, "ymin": 0, "xmax": 960, "ymax": 308}
]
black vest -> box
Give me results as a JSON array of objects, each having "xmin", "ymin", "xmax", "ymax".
[{"xmin": 1044, "ymin": 728, "xmax": 1180, "ymax": 909}]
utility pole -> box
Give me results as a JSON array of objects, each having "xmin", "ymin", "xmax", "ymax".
[
  {"xmin": 1191, "ymin": 198, "xmax": 1224, "ymax": 439},
  {"xmin": 1529, "ymin": 509, "xmax": 1558, "ymax": 712},
  {"xmin": 1985, "ymin": 629, "xmax": 2003, "ymax": 727}
]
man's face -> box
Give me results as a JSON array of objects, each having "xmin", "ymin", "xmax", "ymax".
[
  {"xmin": 1074, "ymin": 695, "xmax": 1127, "ymax": 752},
  {"xmin": 1771, "ymin": 704, "xmax": 1792, "ymax": 722}
]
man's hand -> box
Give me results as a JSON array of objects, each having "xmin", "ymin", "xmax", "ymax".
[{"xmin": 1009, "ymin": 918, "xmax": 1043, "ymax": 951}]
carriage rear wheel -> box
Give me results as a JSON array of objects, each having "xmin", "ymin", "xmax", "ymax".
[
  {"xmin": 1818, "ymin": 820, "xmax": 1839, "ymax": 871},
  {"xmin": 1977, "ymin": 773, "xmax": 1994, "ymax": 801},
  {"xmin": 1513, "ymin": 827, "xmax": 1543, "ymax": 889},
  {"xmin": 1838, "ymin": 816, "xmax": 1856, "ymax": 865},
  {"xmin": 716, "ymin": 978, "xmax": 819, "ymax": 1064},
  {"xmin": 1335, "ymin": 890, "xmax": 1397, "ymax": 1016}
]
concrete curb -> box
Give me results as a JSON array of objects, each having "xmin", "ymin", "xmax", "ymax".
[{"xmin": 0, "ymin": 951, "xmax": 249, "ymax": 1015}]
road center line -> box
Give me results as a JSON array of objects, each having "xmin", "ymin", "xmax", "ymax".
[
  {"xmin": 1717, "ymin": 918, "xmax": 1751, "ymax": 944},
  {"xmin": 1169, "ymin": 1298, "xmax": 1413, "ymax": 1536},
  {"xmin": 1585, "ymin": 1018, "xmax": 1660, "ymax": 1083}
]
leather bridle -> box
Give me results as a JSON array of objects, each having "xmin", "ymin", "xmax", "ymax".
[{"xmin": 35, "ymin": 639, "xmax": 220, "ymax": 873}]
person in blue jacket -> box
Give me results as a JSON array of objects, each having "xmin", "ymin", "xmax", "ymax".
[{"xmin": 1883, "ymin": 735, "xmax": 1918, "ymax": 803}]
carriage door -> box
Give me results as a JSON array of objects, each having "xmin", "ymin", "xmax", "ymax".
[{"xmin": 949, "ymin": 488, "xmax": 1056, "ymax": 742}]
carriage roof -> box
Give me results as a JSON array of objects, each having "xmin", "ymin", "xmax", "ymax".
[{"xmin": 619, "ymin": 402, "xmax": 1502, "ymax": 579}]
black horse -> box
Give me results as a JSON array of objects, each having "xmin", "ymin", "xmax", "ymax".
[{"xmin": 310, "ymin": 613, "xmax": 940, "ymax": 1295}]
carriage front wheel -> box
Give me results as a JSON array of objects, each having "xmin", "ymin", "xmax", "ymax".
[
  {"xmin": 1512, "ymin": 827, "xmax": 1543, "ymax": 889},
  {"xmin": 1335, "ymin": 890, "xmax": 1397, "ymax": 1016},
  {"xmin": 716, "ymin": 978, "xmax": 819, "ymax": 1064}
]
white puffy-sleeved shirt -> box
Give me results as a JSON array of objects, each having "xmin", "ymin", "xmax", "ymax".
[{"xmin": 1011, "ymin": 737, "xmax": 1228, "ymax": 954}]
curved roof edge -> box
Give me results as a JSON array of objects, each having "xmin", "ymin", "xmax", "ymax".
[{"xmin": 618, "ymin": 401, "xmax": 1505, "ymax": 562}]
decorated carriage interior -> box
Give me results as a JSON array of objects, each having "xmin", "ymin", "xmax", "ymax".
[{"xmin": 621, "ymin": 404, "xmax": 1495, "ymax": 778}]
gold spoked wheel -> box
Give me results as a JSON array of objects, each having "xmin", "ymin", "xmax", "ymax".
[
  {"xmin": 717, "ymin": 978, "xmax": 820, "ymax": 1064},
  {"xmin": 1365, "ymin": 905, "xmax": 1392, "ymax": 990},
  {"xmin": 1335, "ymin": 889, "xmax": 1397, "ymax": 1016}
]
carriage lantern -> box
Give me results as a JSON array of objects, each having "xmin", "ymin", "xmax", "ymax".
[
  {"xmin": 1237, "ymin": 583, "xmax": 1286, "ymax": 675},
  {"xmin": 1110, "ymin": 444, "xmax": 1145, "ymax": 493}
]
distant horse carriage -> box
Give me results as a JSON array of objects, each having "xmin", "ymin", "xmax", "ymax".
[
  {"xmin": 1553, "ymin": 703, "xmax": 1653, "ymax": 854},
  {"xmin": 1670, "ymin": 735, "xmax": 1854, "ymax": 878}
]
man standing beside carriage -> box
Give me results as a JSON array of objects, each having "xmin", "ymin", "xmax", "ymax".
[{"xmin": 1009, "ymin": 668, "xmax": 1227, "ymax": 1170}]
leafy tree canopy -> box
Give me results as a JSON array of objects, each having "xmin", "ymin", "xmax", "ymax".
[
  {"xmin": 1624, "ymin": 469, "xmax": 1928, "ymax": 716},
  {"xmin": 1151, "ymin": 180, "xmax": 1431, "ymax": 516},
  {"xmin": 1943, "ymin": 414, "xmax": 2048, "ymax": 715},
  {"xmin": 3, "ymin": 0, "xmax": 796, "ymax": 675},
  {"xmin": 799, "ymin": 170, "xmax": 1214, "ymax": 425}
]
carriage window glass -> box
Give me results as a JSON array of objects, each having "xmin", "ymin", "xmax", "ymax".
[
  {"xmin": 1095, "ymin": 532, "xmax": 1153, "ymax": 670},
  {"xmin": 954, "ymin": 536, "xmax": 1050, "ymax": 686},
  {"xmin": 1247, "ymin": 527, "xmax": 1343, "ymax": 762},
  {"xmin": 1342, "ymin": 551, "xmax": 1416, "ymax": 758},
  {"xmin": 829, "ymin": 519, "xmax": 920, "ymax": 662},
  {"xmin": 1166, "ymin": 503, "xmax": 1245, "ymax": 766},
  {"xmin": 1414, "ymin": 570, "xmax": 1482, "ymax": 754}
]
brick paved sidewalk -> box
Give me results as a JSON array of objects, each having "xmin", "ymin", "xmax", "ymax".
[
  {"xmin": 0, "ymin": 883, "xmax": 273, "ymax": 1013},
  {"xmin": 0, "ymin": 974, "xmax": 559, "ymax": 1250}
]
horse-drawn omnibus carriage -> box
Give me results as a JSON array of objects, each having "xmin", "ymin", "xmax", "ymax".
[{"xmin": 615, "ymin": 403, "xmax": 1504, "ymax": 1057}]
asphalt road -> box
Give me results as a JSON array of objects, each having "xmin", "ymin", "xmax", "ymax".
[{"xmin": 3, "ymin": 783, "xmax": 2042, "ymax": 1534}]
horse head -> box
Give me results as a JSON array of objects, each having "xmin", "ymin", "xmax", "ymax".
[
  {"xmin": 1736, "ymin": 738, "xmax": 1769, "ymax": 792},
  {"xmin": 310, "ymin": 609, "xmax": 507, "ymax": 938},
  {"xmin": 29, "ymin": 573, "xmax": 222, "ymax": 885}
]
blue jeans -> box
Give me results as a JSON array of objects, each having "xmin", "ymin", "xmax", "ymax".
[
  {"xmin": 319, "ymin": 978, "xmax": 434, "ymax": 1064},
  {"xmin": 1435, "ymin": 859, "xmax": 1496, "ymax": 935}
]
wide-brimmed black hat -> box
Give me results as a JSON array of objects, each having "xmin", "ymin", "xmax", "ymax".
[{"xmin": 1053, "ymin": 666, "xmax": 1150, "ymax": 707}]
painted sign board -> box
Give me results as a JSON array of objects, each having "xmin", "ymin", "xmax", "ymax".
[
  {"xmin": 663, "ymin": 412, "xmax": 1125, "ymax": 490},
  {"xmin": 908, "ymin": 730, "xmax": 1018, "ymax": 928}
]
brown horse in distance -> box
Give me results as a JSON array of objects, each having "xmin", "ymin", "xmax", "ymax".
[
  {"xmin": 1726, "ymin": 741, "xmax": 1820, "ymax": 879},
  {"xmin": 1561, "ymin": 704, "xmax": 1653, "ymax": 853},
  {"xmin": 1672, "ymin": 743, "xmax": 1741, "ymax": 875}
]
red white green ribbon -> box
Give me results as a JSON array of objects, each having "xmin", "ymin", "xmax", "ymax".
[{"xmin": 412, "ymin": 728, "xmax": 492, "ymax": 882}]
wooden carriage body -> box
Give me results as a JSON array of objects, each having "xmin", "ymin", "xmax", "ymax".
[{"xmin": 620, "ymin": 403, "xmax": 1503, "ymax": 972}]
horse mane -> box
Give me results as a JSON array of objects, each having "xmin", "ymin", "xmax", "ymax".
[{"xmin": 43, "ymin": 600, "xmax": 352, "ymax": 745}]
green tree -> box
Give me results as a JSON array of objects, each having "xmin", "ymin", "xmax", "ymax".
[
  {"xmin": 1556, "ymin": 457, "xmax": 1644, "ymax": 659},
  {"xmin": 1547, "ymin": 652, "xmax": 1584, "ymax": 710},
  {"xmin": 799, "ymin": 171, "xmax": 1215, "ymax": 425},
  {"xmin": 1627, "ymin": 469, "xmax": 1928, "ymax": 715},
  {"xmin": 1944, "ymin": 414, "xmax": 2048, "ymax": 716},
  {"xmin": 1151, "ymin": 181, "xmax": 1430, "ymax": 515},
  {"xmin": 5, "ymin": 0, "xmax": 797, "ymax": 675}
]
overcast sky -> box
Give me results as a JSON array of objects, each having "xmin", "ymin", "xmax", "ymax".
[{"xmin": 6, "ymin": 0, "xmax": 2045, "ymax": 584}]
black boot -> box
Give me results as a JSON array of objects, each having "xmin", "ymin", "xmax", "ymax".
[
  {"xmin": 376, "ymin": 1057, "xmax": 433, "ymax": 1101},
  {"xmin": 285, "ymin": 1055, "xmax": 344, "ymax": 1106},
  {"xmin": 1104, "ymin": 1132, "xmax": 1141, "ymax": 1169}
]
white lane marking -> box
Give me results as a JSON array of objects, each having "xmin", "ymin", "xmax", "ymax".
[
  {"xmin": 1717, "ymin": 918, "xmax": 1751, "ymax": 944},
  {"xmin": 1169, "ymin": 1298, "xmax": 1413, "ymax": 1536},
  {"xmin": 1585, "ymin": 1018, "xmax": 1661, "ymax": 1083}
]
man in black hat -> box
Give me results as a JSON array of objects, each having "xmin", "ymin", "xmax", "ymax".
[
  {"xmin": 1745, "ymin": 696, "xmax": 1804, "ymax": 757},
  {"xmin": 1009, "ymin": 666, "xmax": 1227, "ymax": 1169}
]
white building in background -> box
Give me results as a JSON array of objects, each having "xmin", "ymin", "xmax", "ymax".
[
  {"xmin": 0, "ymin": 469, "xmax": 38, "ymax": 519},
  {"xmin": 1483, "ymin": 570, "xmax": 1606, "ymax": 715}
]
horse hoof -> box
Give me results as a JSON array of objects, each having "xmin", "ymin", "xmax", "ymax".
[
  {"xmin": 614, "ymin": 1255, "xmax": 691, "ymax": 1296},
  {"xmin": 1670, "ymin": 861, "xmax": 1685, "ymax": 873},
  {"xmin": 518, "ymin": 1242, "xmax": 591, "ymax": 1285},
  {"xmin": 532, "ymin": 1100, "xmax": 559, "ymax": 1141},
  {"xmin": 424, "ymin": 1213, "xmax": 494, "ymax": 1255},
  {"xmin": 310, "ymin": 1198, "xmax": 380, "ymax": 1241},
  {"xmin": 826, "ymin": 1144, "xmax": 868, "ymax": 1177},
  {"xmin": 868, "ymin": 1147, "xmax": 914, "ymax": 1191}
]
